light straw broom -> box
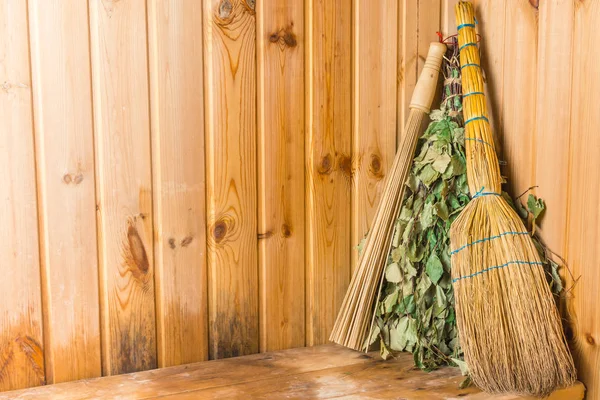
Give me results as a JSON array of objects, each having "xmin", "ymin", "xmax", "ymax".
[
  {"xmin": 330, "ymin": 42, "xmax": 446, "ymax": 351},
  {"xmin": 450, "ymin": 2, "xmax": 575, "ymax": 396}
]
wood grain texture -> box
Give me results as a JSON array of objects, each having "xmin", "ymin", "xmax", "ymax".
[
  {"xmin": 351, "ymin": 0, "xmax": 398, "ymax": 272},
  {"xmin": 89, "ymin": 0, "xmax": 157, "ymax": 375},
  {"xmin": 416, "ymin": 0, "xmax": 442, "ymax": 134},
  {"xmin": 257, "ymin": 0, "xmax": 306, "ymax": 351},
  {"xmin": 147, "ymin": 0, "xmax": 208, "ymax": 367},
  {"xmin": 28, "ymin": 0, "xmax": 101, "ymax": 384},
  {"xmin": 203, "ymin": 0, "xmax": 259, "ymax": 359},
  {"xmin": 533, "ymin": 0, "xmax": 574, "ymax": 254},
  {"xmin": 305, "ymin": 0, "xmax": 353, "ymax": 346},
  {"xmin": 472, "ymin": 0, "xmax": 506, "ymax": 153},
  {"xmin": 0, "ymin": 0, "xmax": 45, "ymax": 391},
  {"xmin": 567, "ymin": 1, "xmax": 600, "ymax": 399},
  {"xmin": 0, "ymin": 345, "xmax": 585, "ymax": 400},
  {"xmin": 500, "ymin": 0, "xmax": 538, "ymax": 196},
  {"xmin": 397, "ymin": 0, "xmax": 418, "ymax": 140},
  {"xmin": 441, "ymin": 0, "xmax": 460, "ymax": 37}
]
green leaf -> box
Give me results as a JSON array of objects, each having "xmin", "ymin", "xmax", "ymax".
[
  {"xmin": 426, "ymin": 253, "xmax": 444, "ymax": 284},
  {"xmin": 390, "ymin": 317, "xmax": 409, "ymax": 350},
  {"xmin": 418, "ymin": 164, "xmax": 440, "ymax": 188},
  {"xmin": 404, "ymin": 259, "xmax": 418, "ymax": 278},
  {"xmin": 452, "ymin": 358, "xmax": 469, "ymax": 376},
  {"xmin": 398, "ymin": 294, "xmax": 416, "ymax": 315},
  {"xmin": 420, "ymin": 202, "xmax": 436, "ymax": 229},
  {"xmin": 514, "ymin": 198, "xmax": 529, "ymax": 219},
  {"xmin": 429, "ymin": 109, "xmax": 445, "ymax": 121},
  {"xmin": 380, "ymin": 342, "xmax": 391, "ymax": 359},
  {"xmin": 527, "ymin": 194, "xmax": 546, "ymax": 219},
  {"xmin": 384, "ymin": 289, "xmax": 399, "ymax": 313},
  {"xmin": 550, "ymin": 260, "xmax": 563, "ymax": 292},
  {"xmin": 402, "ymin": 219, "xmax": 415, "ymax": 242},
  {"xmin": 432, "ymin": 153, "xmax": 452, "ymax": 174},
  {"xmin": 434, "ymin": 201, "xmax": 450, "ymax": 221},
  {"xmin": 391, "ymin": 245, "xmax": 404, "ymax": 262},
  {"xmin": 406, "ymin": 173, "xmax": 419, "ymax": 192},
  {"xmin": 385, "ymin": 262, "xmax": 402, "ymax": 283},
  {"xmin": 369, "ymin": 324, "xmax": 381, "ymax": 345}
]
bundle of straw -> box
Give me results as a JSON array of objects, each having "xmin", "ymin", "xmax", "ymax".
[
  {"xmin": 450, "ymin": 2, "xmax": 576, "ymax": 396},
  {"xmin": 331, "ymin": 42, "xmax": 446, "ymax": 351}
]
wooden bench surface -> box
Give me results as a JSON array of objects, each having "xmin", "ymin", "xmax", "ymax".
[{"xmin": 0, "ymin": 344, "xmax": 584, "ymax": 399}]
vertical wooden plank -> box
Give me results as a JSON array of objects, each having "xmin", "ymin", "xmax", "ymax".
[
  {"xmin": 416, "ymin": 0, "xmax": 442, "ymax": 74},
  {"xmin": 89, "ymin": 0, "xmax": 157, "ymax": 375},
  {"xmin": 533, "ymin": 0, "xmax": 574, "ymax": 255},
  {"xmin": 441, "ymin": 0, "xmax": 460, "ymax": 37},
  {"xmin": 397, "ymin": 0, "xmax": 440, "ymax": 141},
  {"xmin": 305, "ymin": 0, "xmax": 352, "ymax": 346},
  {"xmin": 0, "ymin": 0, "xmax": 45, "ymax": 391},
  {"xmin": 472, "ymin": 0, "xmax": 506, "ymax": 151},
  {"xmin": 567, "ymin": 1, "xmax": 600, "ymax": 398},
  {"xmin": 147, "ymin": 0, "xmax": 208, "ymax": 367},
  {"xmin": 28, "ymin": 0, "xmax": 101, "ymax": 383},
  {"xmin": 500, "ymin": 0, "xmax": 538, "ymax": 196},
  {"xmin": 416, "ymin": 1, "xmax": 442, "ymax": 134},
  {"xmin": 351, "ymin": 0, "xmax": 398, "ymax": 271},
  {"xmin": 397, "ymin": 0, "xmax": 418, "ymax": 139},
  {"xmin": 203, "ymin": 0, "xmax": 259, "ymax": 359},
  {"xmin": 257, "ymin": 1, "xmax": 305, "ymax": 351}
]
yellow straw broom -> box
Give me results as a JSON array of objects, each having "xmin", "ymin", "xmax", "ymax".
[
  {"xmin": 330, "ymin": 42, "xmax": 446, "ymax": 351},
  {"xmin": 450, "ymin": 2, "xmax": 576, "ymax": 396}
]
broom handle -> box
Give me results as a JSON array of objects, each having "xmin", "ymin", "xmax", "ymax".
[
  {"xmin": 410, "ymin": 43, "xmax": 447, "ymax": 112},
  {"xmin": 455, "ymin": 1, "xmax": 503, "ymax": 196}
]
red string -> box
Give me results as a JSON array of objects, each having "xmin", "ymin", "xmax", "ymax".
[{"xmin": 436, "ymin": 33, "xmax": 482, "ymax": 45}]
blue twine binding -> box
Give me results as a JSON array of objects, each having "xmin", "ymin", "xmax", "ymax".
[
  {"xmin": 457, "ymin": 23, "xmax": 475, "ymax": 30},
  {"xmin": 471, "ymin": 186, "xmax": 501, "ymax": 199},
  {"xmin": 461, "ymin": 63, "xmax": 481, "ymax": 70},
  {"xmin": 465, "ymin": 137, "xmax": 494, "ymax": 148},
  {"xmin": 452, "ymin": 260, "xmax": 544, "ymax": 283},
  {"xmin": 465, "ymin": 116, "xmax": 489, "ymax": 125},
  {"xmin": 450, "ymin": 231, "xmax": 530, "ymax": 255},
  {"xmin": 462, "ymin": 91, "xmax": 484, "ymax": 98},
  {"xmin": 459, "ymin": 42, "xmax": 477, "ymax": 51}
]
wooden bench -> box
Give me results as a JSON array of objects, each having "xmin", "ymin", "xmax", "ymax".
[{"xmin": 0, "ymin": 345, "xmax": 584, "ymax": 399}]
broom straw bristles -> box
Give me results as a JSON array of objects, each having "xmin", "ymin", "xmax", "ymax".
[
  {"xmin": 330, "ymin": 43, "xmax": 446, "ymax": 351},
  {"xmin": 450, "ymin": 2, "xmax": 576, "ymax": 396}
]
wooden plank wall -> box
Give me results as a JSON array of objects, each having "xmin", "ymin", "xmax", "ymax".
[{"xmin": 1, "ymin": 1, "xmax": 600, "ymax": 398}]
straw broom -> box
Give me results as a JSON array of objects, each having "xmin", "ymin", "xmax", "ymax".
[
  {"xmin": 450, "ymin": 2, "xmax": 575, "ymax": 396},
  {"xmin": 330, "ymin": 42, "xmax": 446, "ymax": 351}
]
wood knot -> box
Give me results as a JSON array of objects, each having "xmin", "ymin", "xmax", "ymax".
[
  {"xmin": 126, "ymin": 224, "xmax": 150, "ymax": 274},
  {"xmin": 168, "ymin": 238, "xmax": 176, "ymax": 249},
  {"xmin": 181, "ymin": 236, "xmax": 194, "ymax": 247},
  {"xmin": 369, "ymin": 154, "xmax": 383, "ymax": 178},
  {"xmin": 281, "ymin": 224, "xmax": 291, "ymax": 238},
  {"xmin": 317, "ymin": 154, "xmax": 333, "ymax": 175},
  {"xmin": 586, "ymin": 333, "xmax": 595, "ymax": 345},
  {"xmin": 529, "ymin": 0, "xmax": 539, "ymax": 8},
  {"xmin": 62, "ymin": 172, "xmax": 84, "ymax": 185},
  {"xmin": 213, "ymin": 220, "xmax": 228, "ymax": 243},
  {"xmin": 338, "ymin": 154, "xmax": 353, "ymax": 177},
  {"xmin": 246, "ymin": 0, "xmax": 255, "ymax": 11},
  {"xmin": 218, "ymin": 0, "xmax": 232, "ymax": 18},
  {"xmin": 268, "ymin": 26, "xmax": 298, "ymax": 49},
  {"xmin": 283, "ymin": 31, "xmax": 297, "ymax": 47}
]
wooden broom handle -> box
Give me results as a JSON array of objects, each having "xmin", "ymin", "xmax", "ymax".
[{"xmin": 409, "ymin": 42, "xmax": 447, "ymax": 113}]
